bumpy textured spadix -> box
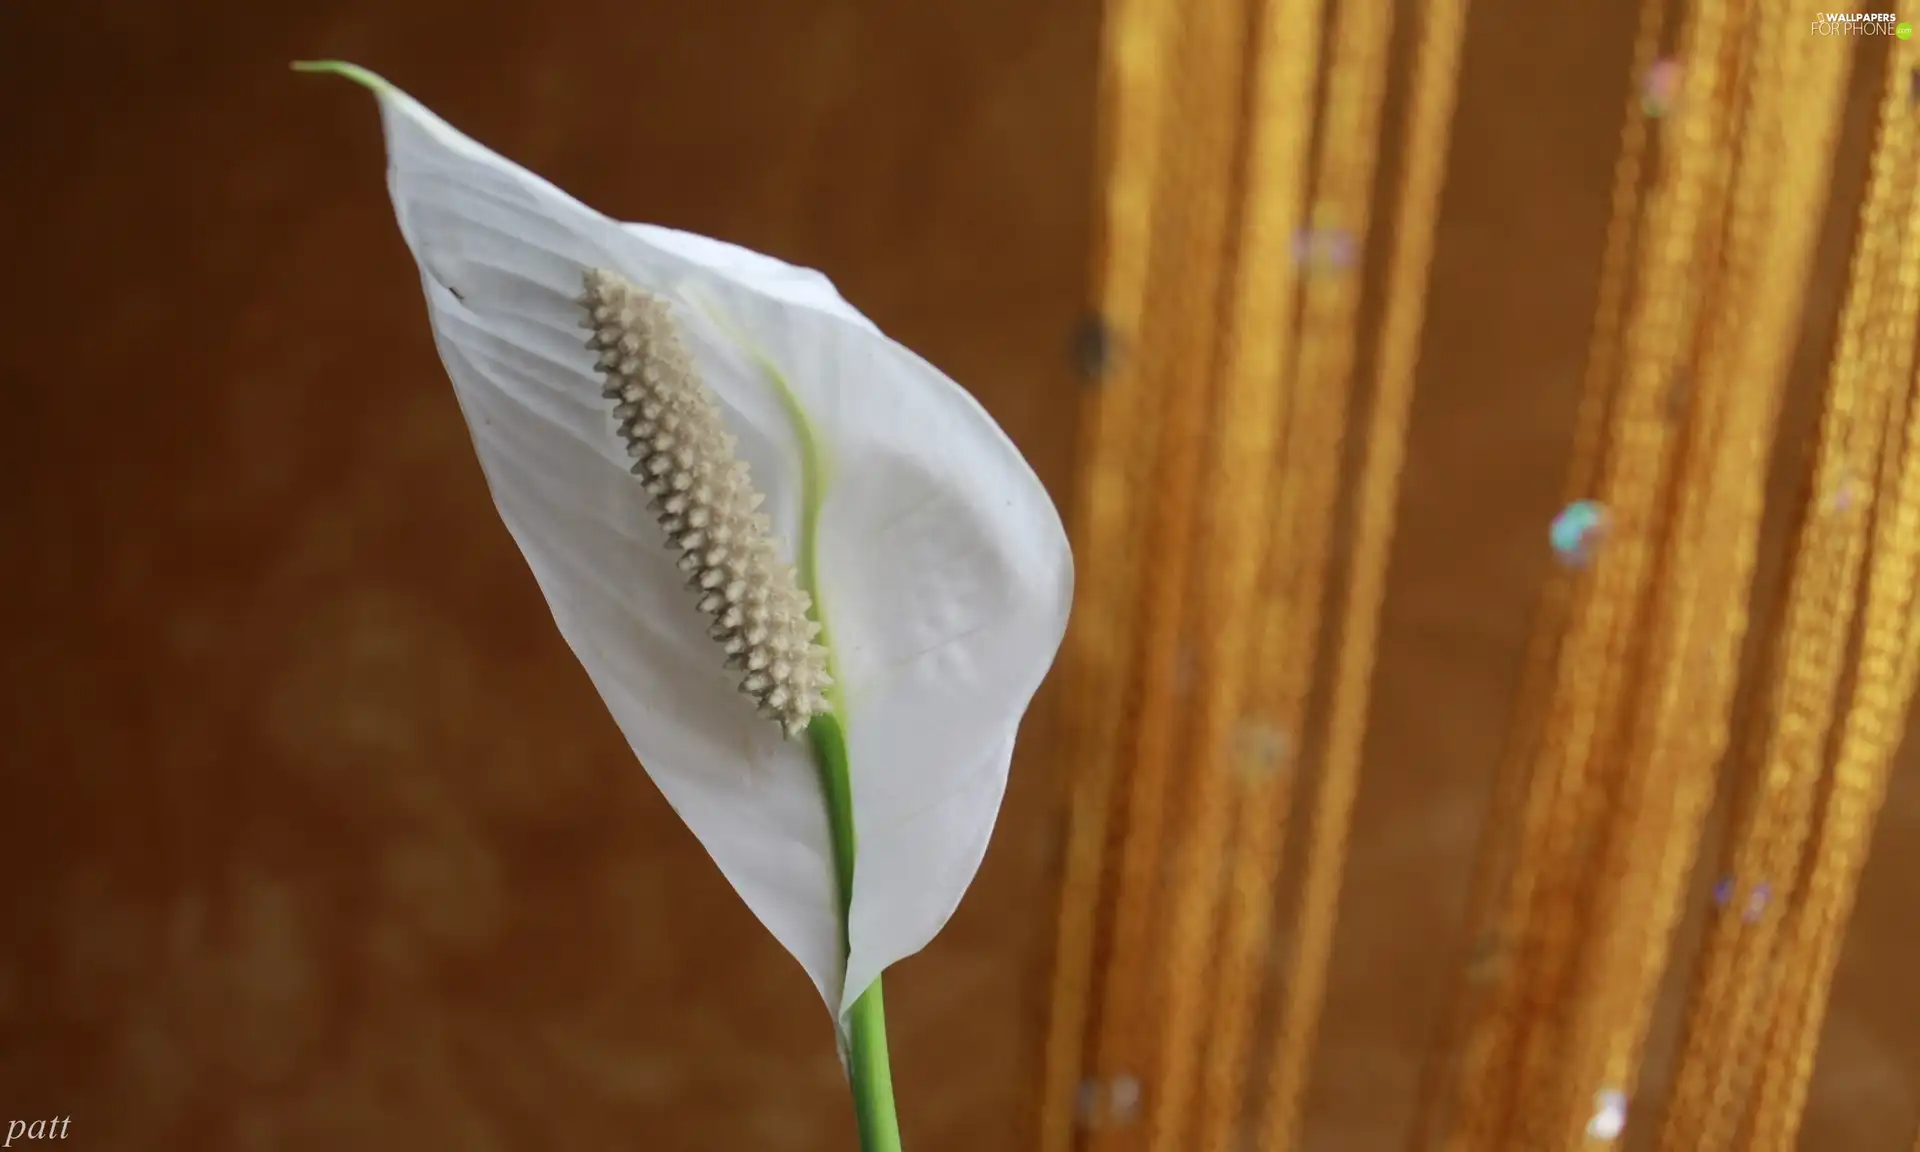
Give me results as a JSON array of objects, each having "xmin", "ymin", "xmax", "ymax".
[
  {"xmin": 327, "ymin": 67, "xmax": 1074, "ymax": 1025},
  {"xmin": 581, "ymin": 269, "xmax": 832, "ymax": 737}
]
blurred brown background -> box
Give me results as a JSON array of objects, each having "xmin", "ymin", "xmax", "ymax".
[{"xmin": 0, "ymin": 2, "xmax": 1913, "ymax": 1150}]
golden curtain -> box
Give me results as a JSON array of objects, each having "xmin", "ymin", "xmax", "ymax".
[{"xmin": 1040, "ymin": 2, "xmax": 1920, "ymax": 1150}]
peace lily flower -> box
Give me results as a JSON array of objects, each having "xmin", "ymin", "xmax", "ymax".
[{"xmin": 298, "ymin": 63, "xmax": 1073, "ymax": 1148}]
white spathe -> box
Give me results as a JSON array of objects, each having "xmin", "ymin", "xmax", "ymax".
[{"xmin": 350, "ymin": 75, "xmax": 1073, "ymax": 1027}]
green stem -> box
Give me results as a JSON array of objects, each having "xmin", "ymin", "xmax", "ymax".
[
  {"xmin": 700, "ymin": 297, "xmax": 901, "ymax": 1151},
  {"xmin": 847, "ymin": 983, "xmax": 900, "ymax": 1152},
  {"xmin": 809, "ymin": 716, "xmax": 903, "ymax": 1152}
]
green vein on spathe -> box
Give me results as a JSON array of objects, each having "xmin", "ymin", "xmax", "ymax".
[{"xmin": 686, "ymin": 292, "xmax": 849, "ymax": 711}]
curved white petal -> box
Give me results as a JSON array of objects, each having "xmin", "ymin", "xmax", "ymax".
[
  {"xmin": 621, "ymin": 223, "xmax": 883, "ymax": 338},
  {"xmin": 353, "ymin": 79, "xmax": 1073, "ymax": 1026}
]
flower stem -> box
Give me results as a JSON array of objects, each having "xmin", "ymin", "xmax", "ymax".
[
  {"xmin": 809, "ymin": 715, "xmax": 904, "ymax": 1152},
  {"xmin": 847, "ymin": 980, "xmax": 901, "ymax": 1152},
  {"xmin": 685, "ymin": 293, "xmax": 905, "ymax": 1149},
  {"xmin": 720, "ymin": 304, "xmax": 905, "ymax": 1152}
]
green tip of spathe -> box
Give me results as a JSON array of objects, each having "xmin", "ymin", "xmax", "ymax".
[{"xmin": 289, "ymin": 60, "xmax": 395, "ymax": 96}]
